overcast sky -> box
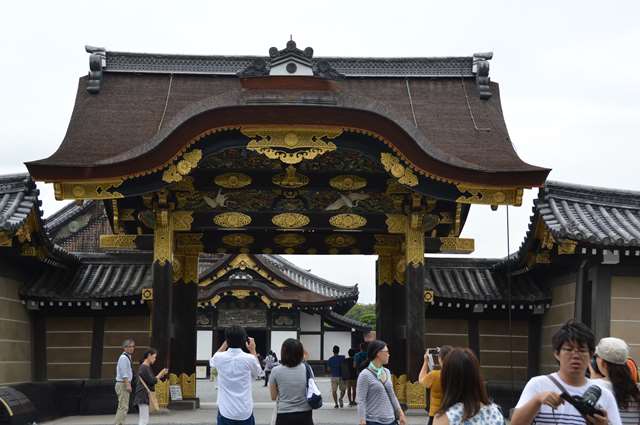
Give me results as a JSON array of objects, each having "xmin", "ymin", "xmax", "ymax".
[{"xmin": 2, "ymin": 1, "xmax": 639, "ymax": 304}]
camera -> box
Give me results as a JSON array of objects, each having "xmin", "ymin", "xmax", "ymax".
[{"xmin": 559, "ymin": 385, "xmax": 604, "ymax": 418}]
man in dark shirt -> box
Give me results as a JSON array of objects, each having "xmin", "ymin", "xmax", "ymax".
[
  {"xmin": 342, "ymin": 348, "xmax": 357, "ymax": 406},
  {"xmin": 327, "ymin": 345, "xmax": 346, "ymax": 408},
  {"xmin": 353, "ymin": 341, "xmax": 368, "ymax": 374}
]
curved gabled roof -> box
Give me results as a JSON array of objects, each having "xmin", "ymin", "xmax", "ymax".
[{"xmin": 0, "ymin": 173, "xmax": 40, "ymax": 233}]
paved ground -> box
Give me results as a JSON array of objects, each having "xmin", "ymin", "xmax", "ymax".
[{"xmin": 42, "ymin": 378, "xmax": 431, "ymax": 425}]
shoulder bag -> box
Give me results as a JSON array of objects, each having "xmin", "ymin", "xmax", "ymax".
[
  {"xmin": 304, "ymin": 362, "xmax": 323, "ymax": 409},
  {"xmin": 138, "ymin": 374, "xmax": 160, "ymax": 413}
]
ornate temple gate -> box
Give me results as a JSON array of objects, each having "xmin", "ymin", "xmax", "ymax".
[{"xmin": 26, "ymin": 41, "xmax": 549, "ymax": 407}]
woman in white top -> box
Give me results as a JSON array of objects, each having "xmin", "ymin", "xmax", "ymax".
[
  {"xmin": 434, "ymin": 348, "xmax": 504, "ymax": 425},
  {"xmin": 590, "ymin": 337, "xmax": 640, "ymax": 425}
]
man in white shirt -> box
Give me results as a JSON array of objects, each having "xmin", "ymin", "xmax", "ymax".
[
  {"xmin": 114, "ymin": 338, "xmax": 135, "ymax": 425},
  {"xmin": 512, "ymin": 320, "xmax": 621, "ymax": 425},
  {"xmin": 210, "ymin": 326, "xmax": 262, "ymax": 425}
]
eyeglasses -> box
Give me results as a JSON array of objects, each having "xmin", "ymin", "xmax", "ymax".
[
  {"xmin": 379, "ymin": 349, "xmax": 389, "ymax": 353},
  {"xmin": 560, "ymin": 347, "xmax": 590, "ymax": 355}
]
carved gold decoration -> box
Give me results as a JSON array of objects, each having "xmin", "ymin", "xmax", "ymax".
[
  {"xmin": 325, "ymin": 234, "xmax": 356, "ymax": 248},
  {"xmin": 406, "ymin": 380, "xmax": 427, "ymax": 409},
  {"xmin": 172, "ymin": 211, "xmax": 194, "ymax": 231},
  {"xmin": 180, "ymin": 373, "xmax": 196, "ymax": 399},
  {"xmin": 53, "ymin": 180, "xmax": 124, "ymax": 200},
  {"xmin": 175, "ymin": 233, "xmax": 204, "ymax": 255},
  {"xmin": 528, "ymin": 251, "xmax": 552, "ymax": 266},
  {"xmin": 374, "ymin": 235, "xmax": 403, "ymax": 286},
  {"xmin": 424, "ymin": 290, "xmax": 435, "ymax": 304},
  {"xmin": 329, "ymin": 214, "xmax": 367, "ymax": 230},
  {"xmin": 199, "ymin": 254, "xmax": 287, "ymax": 288},
  {"xmin": 558, "ymin": 239, "xmax": 577, "ymax": 255},
  {"xmin": 272, "ymin": 165, "xmax": 309, "ymax": 189},
  {"xmin": 453, "ymin": 203, "xmax": 463, "ymax": 236},
  {"xmin": 141, "ymin": 288, "xmax": 153, "ymax": 301},
  {"xmin": 170, "ymin": 175, "xmax": 195, "ymax": 192},
  {"xmin": 15, "ymin": 214, "xmax": 37, "ymax": 243},
  {"xmin": 210, "ymin": 295, "xmax": 222, "ymax": 305},
  {"xmin": 154, "ymin": 210, "xmax": 174, "ymax": 266},
  {"xmin": 439, "ymin": 237, "xmax": 475, "ymax": 254},
  {"xmin": 392, "ymin": 374, "xmax": 407, "ymax": 404},
  {"xmin": 0, "ymin": 232, "xmax": 12, "ymax": 247},
  {"xmin": 183, "ymin": 255, "xmax": 199, "ymax": 284},
  {"xmin": 156, "ymin": 378, "xmax": 169, "ymax": 407},
  {"xmin": 385, "ymin": 214, "xmax": 407, "ymax": 234},
  {"xmin": 243, "ymin": 126, "xmax": 341, "ymax": 164},
  {"xmin": 456, "ymin": 183, "xmax": 523, "ymax": 206},
  {"xmin": 279, "ymin": 303, "xmax": 293, "ymax": 309},
  {"xmin": 214, "ymin": 212, "xmax": 252, "ymax": 228},
  {"xmin": 169, "ymin": 373, "xmax": 180, "ymax": 386},
  {"xmin": 423, "ymin": 214, "xmax": 440, "ymax": 232},
  {"xmin": 20, "ymin": 244, "xmax": 41, "ymax": 257},
  {"xmin": 231, "ymin": 289, "xmax": 252, "ymax": 299},
  {"xmin": 260, "ymin": 295, "xmax": 272, "ymax": 306},
  {"xmin": 275, "ymin": 233, "xmax": 306, "ymax": 247},
  {"xmin": 99, "ymin": 234, "xmax": 137, "ymax": 249},
  {"xmin": 162, "ymin": 149, "xmax": 203, "ymax": 183},
  {"xmin": 380, "ymin": 153, "xmax": 418, "ymax": 187},
  {"xmin": 172, "ymin": 256, "xmax": 183, "ymax": 283},
  {"xmin": 120, "ymin": 209, "xmax": 136, "ymax": 221},
  {"xmin": 272, "ymin": 213, "xmax": 310, "ymax": 229},
  {"xmin": 222, "ymin": 233, "xmax": 255, "ymax": 247},
  {"xmin": 215, "ymin": 173, "xmax": 252, "ymax": 189},
  {"xmin": 330, "ymin": 175, "xmax": 367, "ymax": 191}
]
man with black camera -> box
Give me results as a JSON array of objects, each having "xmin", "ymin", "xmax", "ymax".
[
  {"xmin": 210, "ymin": 325, "xmax": 262, "ymax": 425},
  {"xmin": 512, "ymin": 320, "xmax": 621, "ymax": 425}
]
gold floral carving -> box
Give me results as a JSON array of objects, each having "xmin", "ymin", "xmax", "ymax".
[
  {"xmin": 392, "ymin": 374, "xmax": 407, "ymax": 404},
  {"xmin": 99, "ymin": 234, "xmax": 137, "ymax": 249},
  {"xmin": 329, "ymin": 214, "xmax": 367, "ymax": 230},
  {"xmin": 169, "ymin": 373, "xmax": 180, "ymax": 386},
  {"xmin": 275, "ymin": 233, "xmax": 306, "ymax": 247},
  {"xmin": 0, "ymin": 232, "xmax": 12, "ymax": 247},
  {"xmin": 558, "ymin": 239, "xmax": 577, "ymax": 255},
  {"xmin": 180, "ymin": 373, "xmax": 196, "ymax": 399},
  {"xmin": 175, "ymin": 233, "xmax": 204, "ymax": 255},
  {"xmin": 272, "ymin": 165, "xmax": 309, "ymax": 189},
  {"xmin": 385, "ymin": 214, "xmax": 407, "ymax": 234},
  {"xmin": 406, "ymin": 380, "xmax": 427, "ymax": 409},
  {"xmin": 222, "ymin": 233, "xmax": 255, "ymax": 247},
  {"xmin": 405, "ymin": 213, "xmax": 425, "ymax": 267},
  {"xmin": 170, "ymin": 176, "xmax": 195, "ymax": 192},
  {"xmin": 172, "ymin": 256, "xmax": 183, "ymax": 282},
  {"xmin": 183, "ymin": 255, "xmax": 199, "ymax": 284},
  {"xmin": 329, "ymin": 175, "xmax": 367, "ymax": 191},
  {"xmin": 424, "ymin": 290, "xmax": 435, "ymax": 304},
  {"xmin": 154, "ymin": 210, "xmax": 173, "ymax": 266},
  {"xmin": 214, "ymin": 212, "xmax": 252, "ymax": 228},
  {"xmin": 15, "ymin": 214, "xmax": 37, "ymax": 243},
  {"xmin": 141, "ymin": 288, "xmax": 153, "ymax": 301},
  {"xmin": 156, "ymin": 379, "xmax": 169, "ymax": 407},
  {"xmin": 272, "ymin": 213, "xmax": 310, "ymax": 229},
  {"xmin": 172, "ymin": 211, "xmax": 194, "ymax": 231},
  {"xmin": 215, "ymin": 173, "xmax": 252, "ymax": 189},
  {"xmin": 325, "ymin": 234, "xmax": 356, "ymax": 248},
  {"xmin": 162, "ymin": 149, "xmax": 202, "ymax": 183},
  {"xmin": 231, "ymin": 290, "xmax": 252, "ymax": 299},
  {"xmin": 243, "ymin": 127, "xmax": 341, "ymax": 164},
  {"xmin": 439, "ymin": 237, "xmax": 475, "ymax": 254},
  {"xmin": 53, "ymin": 180, "xmax": 124, "ymax": 200},
  {"xmin": 456, "ymin": 183, "xmax": 523, "ymax": 206},
  {"xmin": 380, "ymin": 153, "xmax": 418, "ymax": 187},
  {"xmin": 374, "ymin": 235, "xmax": 403, "ymax": 286}
]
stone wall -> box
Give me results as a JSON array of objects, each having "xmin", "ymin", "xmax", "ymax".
[
  {"xmin": 479, "ymin": 319, "xmax": 528, "ymax": 381},
  {"xmin": 610, "ymin": 275, "xmax": 640, "ymax": 361},
  {"xmin": 46, "ymin": 317, "xmax": 93, "ymax": 380},
  {"xmin": 101, "ymin": 315, "xmax": 150, "ymax": 379},
  {"xmin": 0, "ymin": 274, "xmax": 31, "ymax": 384},
  {"xmin": 540, "ymin": 274, "xmax": 577, "ymax": 374}
]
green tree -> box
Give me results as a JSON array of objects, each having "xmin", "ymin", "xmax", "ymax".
[{"xmin": 345, "ymin": 303, "xmax": 376, "ymax": 329}]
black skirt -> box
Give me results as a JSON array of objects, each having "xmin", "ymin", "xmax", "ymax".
[{"xmin": 275, "ymin": 410, "xmax": 313, "ymax": 425}]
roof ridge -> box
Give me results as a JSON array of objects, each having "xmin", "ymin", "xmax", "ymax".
[{"xmin": 262, "ymin": 255, "xmax": 357, "ymax": 292}]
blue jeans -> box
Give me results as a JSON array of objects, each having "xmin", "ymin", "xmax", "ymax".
[{"xmin": 217, "ymin": 411, "xmax": 255, "ymax": 425}]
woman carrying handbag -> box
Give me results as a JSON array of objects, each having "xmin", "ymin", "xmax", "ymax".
[{"xmin": 134, "ymin": 348, "xmax": 168, "ymax": 425}]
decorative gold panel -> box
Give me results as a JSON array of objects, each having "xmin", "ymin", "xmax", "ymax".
[
  {"xmin": 172, "ymin": 211, "xmax": 194, "ymax": 231},
  {"xmin": 424, "ymin": 290, "xmax": 435, "ymax": 304},
  {"xmin": 231, "ymin": 289, "xmax": 252, "ymax": 299},
  {"xmin": 154, "ymin": 210, "xmax": 173, "ymax": 266},
  {"xmin": 175, "ymin": 233, "xmax": 204, "ymax": 255},
  {"xmin": 53, "ymin": 180, "xmax": 124, "ymax": 200},
  {"xmin": 120, "ymin": 209, "xmax": 136, "ymax": 221},
  {"xmin": 243, "ymin": 127, "xmax": 341, "ymax": 164},
  {"xmin": 141, "ymin": 288, "xmax": 153, "ymax": 301},
  {"xmin": 172, "ymin": 256, "xmax": 183, "ymax": 283},
  {"xmin": 222, "ymin": 233, "xmax": 255, "ymax": 247},
  {"xmin": 272, "ymin": 213, "xmax": 310, "ymax": 229},
  {"xmin": 380, "ymin": 153, "xmax": 418, "ymax": 187},
  {"xmin": 215, "ymin": 173, "xmax": 252, "ymax": 189},
  {"xmin": 385, "ymin": 214, "xmax": 407, "ymax": 234},
  {"xmin": 274, "ymin": 233, "xmax": 306, "ymax": 247},
  {"xmin": 156, "ymin": 379, "xmax": 169, "ymax": 407},
  {"xmin": 329, "ymin": 175, "xmax": 367, "ymax": 191},
  {"xmin": 214, "ymin": 212, "xmax": 252, "ymax": 228},
  {"xmin": 558, "ymin": 239, "xmax": 577, "ymax": 255},
  {"xmin": 329, "ymin": 214, "xmax": 367, "ymax": 230},
  {"xmin": 99, "ymin": 234, "xmax": 137, "ymax": 249},
  {"xmin": 183, "ymin": 255, "xmax": 199, "ymax": 284},
  {"xmin": 0, "ymin": 232, "xmax": 12, "ymax": 247},
  {"xmin": 272, "ymin": 165, "xmax": 309, "ymax": 189},
  {"xmin": 392, "ymin": 374, "xmax": 407, "ymax": 404},
  {"xmin": 162, "ymin": 149, "xmax": 203, "ymax": 183},
  {"xmin": 15, "ymin": 213, "xmax": 37, "ymax": 243},
  {"xmin": 181, "ymin": 373, "xmax": 196, "ymax": 399},
  {"xmin": 456, "ymin": 183, "xmax": 523, "ymax": 206},
  {"xmin": 325, "ymin": 234, "xmax": 356, "ymax": 248},
  {"xmin": 405, "ymin": 216, "xmax": 425, "ymax": 267},
  {"xmin": 439, "ymin": 237, "xmax": 475, "ymax": 254},
  {"xmin": 406, "ymin": 380, "xmax": 427, "ymax": 409}
]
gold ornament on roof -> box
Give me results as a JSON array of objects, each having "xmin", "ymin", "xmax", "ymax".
[
  {"xmin": 380, "ymin": 153, "xmax": 418, "ymax": 187},
  {"xmin": 272, "ymin": 213, "xmax": 310, "ymax": 229},
  {"xmin": 243, "ymin": 126, "xmax": 341, "ymax": 164},
  {"xmin": 274, "ymin": 233, "xmax": 306, "ymax": 247},
  {"xmin": 329, "ymin": 214, "xmax": 367, "ymax": 230},
  {"xmin": 99, "ymin": 234, "xmax": 137, "ymax": 249},
  {"xmin": 330, "ymin": 175, "xmax": 367, "ymax": 191},
  {"xmin": 439, "ymin": 237, "xmax": 475, "ymax": 254},
  {"xmin": 53, "ymin": 180, "xmax": 124, "ymax": 200},
  {"xmin": 456, "ymin": 183, "xmax": 523, "ymax": 206},
  {"xmin": 172, "ymin": 211, "xmax": 194, "ymax": 231},
  {"xmin": 162, "ymin": 149, "xmax": 202, "ymax": 183},
  {"xmin": 272, "ymin": 165, "xmax": 309, "ymax": 189},
  {"xmin": 325, "ymin": 234, "xmax": 356, "ymax": 248},
  {"xmin": 214, "ymin": 212, "xmax": 252, "ymax": 228},
  {"xmin": 215, "ymin": 173, "xmax": 252, "ymax": 189},
  {"xmin": 222, "ymin": 233, "xmax": 255, "ymax": 247}
]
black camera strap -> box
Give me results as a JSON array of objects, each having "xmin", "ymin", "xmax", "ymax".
[{"xmin": 546, "ymin": 374, "xmax": 571, "ymax": 395}]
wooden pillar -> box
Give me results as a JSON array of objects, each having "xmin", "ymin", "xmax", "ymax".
[
  {"xmin": 90, "ymin": 316, "xmax": 105, "ymax": 379},
  {"xmin": 527, "ymin": 315, "xmax": 542, "ymax": 379},
  {"xmin": 590, "ymin": 265, "xmax": 612, "ymax": 342},
  {"xmin": 468, "ymin": 318, "xmax": 480, "ymax": 360},
  {"xmin": 170, "ymin": 253, "xmax": 199, "ymax": 400},
  {"xmin": 403, "ymin": 212, "xmax": 425, "ymax": 383}
]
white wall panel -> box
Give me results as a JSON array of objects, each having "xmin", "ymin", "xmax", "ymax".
[
  {"xmin": 270, "ymin": 331, "xmax": 298, "ymax": 356},
  {"xmin": 300, "ymin": 334, "xmax": 322, "ymax": 360},
  {"xmin": 323, "ymin": 332, "xmax": 352, "ymax": 361},
  {"xmin": 300, "ymin": 312, "xmax": 322, "ymax": 332},
  {"xmin": 196, "ymin": 330, "xmax": 213, "ymax": 361}
]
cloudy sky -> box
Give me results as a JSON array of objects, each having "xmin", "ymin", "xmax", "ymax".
[{"xmin": 2, "ymin": 1, "xmax": 639, "ymax": 303}]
